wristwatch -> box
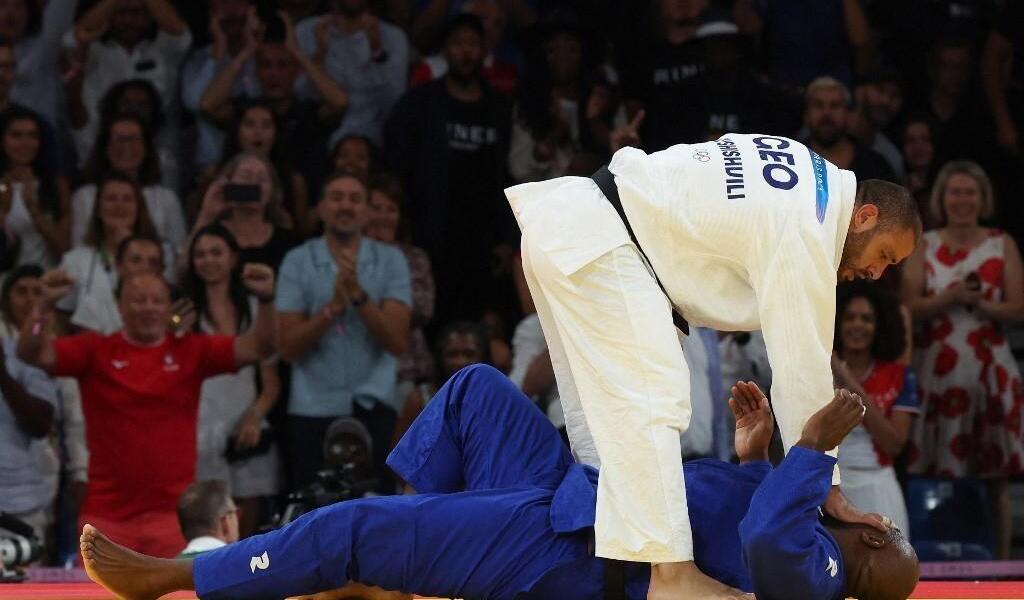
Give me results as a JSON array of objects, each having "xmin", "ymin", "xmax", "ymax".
[{"xmin": 351, "ymin": 291, "xmax": 369, "ymax": 307}]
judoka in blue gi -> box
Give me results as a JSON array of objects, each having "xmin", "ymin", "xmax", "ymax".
[{"xmin": 80, "ymin": 365, "xmax": 920, "ymax": 600}]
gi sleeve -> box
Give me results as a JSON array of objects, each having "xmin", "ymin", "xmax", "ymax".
[
  {"xmin": 739, "ymin": 446, "xmax": 846, "ymax": 600},
  {"xmin": 754, "ymin": 224, "xmax": 841, "ymax": 483}
]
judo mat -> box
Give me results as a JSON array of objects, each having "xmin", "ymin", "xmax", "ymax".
[{"xmin": 2, "ymin": 582, "xmax": 1024, "ymax": 599}]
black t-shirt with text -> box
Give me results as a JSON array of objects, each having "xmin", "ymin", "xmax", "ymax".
[{"xmin": 620, "ymin": 38, "xmax": 706, "ymax": 152}]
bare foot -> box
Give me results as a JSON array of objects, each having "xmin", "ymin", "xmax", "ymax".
[
  {"xmin": 648, "ymin": 562, "xmax": 747, "ymax": 600},
  {"xmin": 80, "ymin": 524, "xmax": 193, "ymax": 600}
]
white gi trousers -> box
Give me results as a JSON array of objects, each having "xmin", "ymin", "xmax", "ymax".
[{"xmin": 520, "ymin": 227, "xmax": 693, "ymax": 562}]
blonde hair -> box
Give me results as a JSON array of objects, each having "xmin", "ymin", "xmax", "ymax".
[{"xmin": 929, "ymin": 160, "xmax": 995, "ymax": 225}]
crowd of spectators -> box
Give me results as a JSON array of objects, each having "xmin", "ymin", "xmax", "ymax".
[{"xmin": 0, "ymin": 0, "xmax": 1022, "ymax": 566}]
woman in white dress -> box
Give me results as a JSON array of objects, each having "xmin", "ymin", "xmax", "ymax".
[
  {"xmin": 0, "ymin": 107, "xmax": 71, "ymax": 269},
  {"xmin": 833, "ymin": 281, "xmax": 919, "ymax": 535},
  {"xmin": 184, "ymin": 222, "xmax": 280, "ymax": 538}
]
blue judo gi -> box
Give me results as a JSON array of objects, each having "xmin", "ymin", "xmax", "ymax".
[{"xmin": 192, "ymin": 365, "xmax": 846, "ymax": 600}]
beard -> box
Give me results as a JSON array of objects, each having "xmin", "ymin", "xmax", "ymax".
[
  {"xmin": 448, "ymin": 61, "xmax": 481, "ymax": 84},
  {"xmin": 810, "ymin": 121, "xmax": 844, "ymax": 148},
  {"xmin": 838, "ymin": 228, "xmax": 871, "ymax": 278}
]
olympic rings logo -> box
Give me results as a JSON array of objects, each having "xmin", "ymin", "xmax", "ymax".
[{"xmin": 692, "ymin": 149, "xmax": 711, "ymax": 162}]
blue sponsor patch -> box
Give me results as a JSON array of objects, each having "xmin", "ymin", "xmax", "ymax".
[{"xmin": 808, "ymin": 148, "xmax": 829, "ymax": 223}]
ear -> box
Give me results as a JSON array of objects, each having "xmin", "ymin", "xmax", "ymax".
[
  {"xmin": 860, "ymin": 530, "xmax": 888, "ymax": 549},
  {"xmin": 851, "ymin": 203, "xmax": 880, "ymax": 233}
]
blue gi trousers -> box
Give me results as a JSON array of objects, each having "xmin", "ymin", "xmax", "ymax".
[
  {"xmin": 193, "ymin": 364, "xmax": 847, "ymax": 600},
  {"xmin": 194, "ymin": 365, "xmax": 611, "ymax": 600}
]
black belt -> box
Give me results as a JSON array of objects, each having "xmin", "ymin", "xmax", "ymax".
[{"xmin": 591, "ymin": 166, "xmax": 690, "ymax": 336}]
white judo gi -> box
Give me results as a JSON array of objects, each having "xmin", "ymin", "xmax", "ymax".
[{"xmin": 506, "ymin": 133, "xmax": 857, "ymax": 563}]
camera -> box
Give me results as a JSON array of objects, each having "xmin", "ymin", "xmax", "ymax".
[
  {"xmin": 271, "ymin": 417, "xmax": 378, "ymax": 528},
  {"xmin": 0, "ymin": 512, "xmax": 42, "ymax": 583},
  {"xmin": 223, "ymin": 183, "xmax": 262, "ymax": 203}
]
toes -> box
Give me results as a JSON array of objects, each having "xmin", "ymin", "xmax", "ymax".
[{"xmin": 81, "ymin": 524, "xmax": 96, "ymax": 542}]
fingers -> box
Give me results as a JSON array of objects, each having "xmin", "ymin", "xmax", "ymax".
[
  {"xmin": 628, "ymin": 109, "xmax": 645, "ymax": 131},
  {"xmin": 858, "ymin": 512, "xmax": 889, "ymax": 534},
  {"xmin": 733, "ymin": 382, "xmax": 757, "ymax": 415},
  {"xmin": 42, "ymin": 268, "xmax": 73, "ymax": 286},
  {"xmin": 728, "ymin": 396, "xmax": 742, "ymax": 420},
  {"xmin": 734, "ymin": 382, "xmax": 754, "ymax": 413},
  {"xmin": 336, "ymin": 253, "xmax": 356, "ymax": 270},
  {"xmin": 745, "ymin": 381, "xmax": 766, "ymax": 403},
  {"xmin": 834, "ymin": 389, "xmax": 865, "ymax": 435},
  {"xmin": 736, "ymin": 381, "xmax": 761, "ymax": 413},
  {"xmin": 242, "ymin": 262, "xmax": 274, "ymax": 280}
]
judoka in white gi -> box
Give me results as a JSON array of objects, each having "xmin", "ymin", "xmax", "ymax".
[{"xmin": 506, "ymin": 133, "xmax": 921, "ymax": 598}]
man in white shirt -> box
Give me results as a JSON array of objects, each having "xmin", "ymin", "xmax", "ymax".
[
  {"xmin": 175, "ymin": 480, "xmax": 238, "ymax": 558},
  {"xmin": 506, "ymin": 132, "xmax": 921, "ymax": 598},
  {"xmin": 66, "ymin": 0, "xmax": 192, "ymax": 168}
]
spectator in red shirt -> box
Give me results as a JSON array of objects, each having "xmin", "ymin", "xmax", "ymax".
[{"xmin": 17, "ymin": 266, "xmax": 277, "ymax": 558}]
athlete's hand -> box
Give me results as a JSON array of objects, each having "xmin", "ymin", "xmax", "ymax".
[
  {"xmin": 797, "ymin": 388, "xmax": 864, "ymax": 453},
  {"xmin": 729, "ymin": 381, "xmax": 774, "ymax": 462},
  {"xmin": 824, "ymin": 486, "xmax": 888, "ymax": 533}
]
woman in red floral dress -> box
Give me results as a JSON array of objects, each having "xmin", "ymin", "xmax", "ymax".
[{"xmin": 901, "ymin": 160, "xmax": 1024, "ymax": 559}]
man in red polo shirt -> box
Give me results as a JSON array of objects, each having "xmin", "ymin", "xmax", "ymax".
[{"xmin": 18, "ymin": 266, "xmax": 277, "ymax": 558}]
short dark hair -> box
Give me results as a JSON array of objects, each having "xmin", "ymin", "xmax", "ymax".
[
  {"xmin": 0, "ymin": 263, "xmax": 43, "ymax": 325},
  {"xmin": 331, "ymin": 134, "xmax": 380, "ymax": 175},
  {"xmin": 321, "ymin": 169, "xmax": 369, "ymax": 198},
  {"xmin": 434, "ymin": 320, "xmax": 492, "ymax": 374},
  {"xmin": 442, "ymin": 13, "xmax": 485, "ymax": 46},
  {"xmin": 856, "ymin": 179, "xmax": 922, "ymax": 239},
  {"xmin": 835, "ymin": 281, "xmax": 906, "ymax": 362},
  {"xmin": 114, "ymin": 233, "xmax": 163, "ymax": 265},
  {"xmin": 177, "ymin": 480, "xmax": 232, "ymax": 541}
]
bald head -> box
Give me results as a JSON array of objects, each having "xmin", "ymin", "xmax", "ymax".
[
  {"xmin": 825, "ymin": 519, "xmax": 920, "ymax": 600},
  {"xmin": 117, "ymin": 272, "xmax": 172, "ymax": 344}
]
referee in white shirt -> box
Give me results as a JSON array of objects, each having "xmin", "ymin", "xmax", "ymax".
[{"xmin": 506, "ymin": 132, "xmax": 921, "ymax": 598}]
